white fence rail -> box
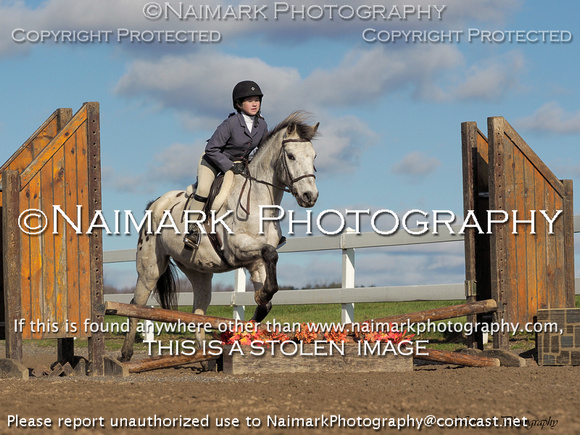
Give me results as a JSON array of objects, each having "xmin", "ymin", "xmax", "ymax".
[{"xmin": 105, "ymin": 216, "xmax": 580, "ymax": 321}]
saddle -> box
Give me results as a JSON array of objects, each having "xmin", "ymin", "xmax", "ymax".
[{"xmin": 185, "ymin": 170, "xmax": 234, "ymax": 214}]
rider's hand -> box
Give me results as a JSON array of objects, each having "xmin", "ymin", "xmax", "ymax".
[{"xmin": 231, "ymin": 162, "xmax": 245, "ymax": 175}]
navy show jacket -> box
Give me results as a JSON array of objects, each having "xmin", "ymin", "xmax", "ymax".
[{"xmin": 203, "ymin": 112, "xmax": 268, "ymax": 173}]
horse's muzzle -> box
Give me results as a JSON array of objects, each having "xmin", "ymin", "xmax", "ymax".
[{"xmin": 298, "ymin": 189, "xmax": 319, "ymax": 208}]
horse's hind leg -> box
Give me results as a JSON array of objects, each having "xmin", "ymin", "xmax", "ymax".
[
  {"xmin": 180, "ymin": 268, "xmax": 213, "ymax": 346},
  {"xmin": 120, "ymin": 248, "xmax": 169, "ymax": 362}
]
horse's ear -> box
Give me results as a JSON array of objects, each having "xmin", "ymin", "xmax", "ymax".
[
  {"xmin": 285, "ymin": 123, "xmax": 296, "ymax": 137},
  {"xmin": 312, "ymin": 122, "xmax": 319, "ymax": 133}
]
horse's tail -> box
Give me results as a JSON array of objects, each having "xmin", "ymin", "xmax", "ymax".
[{"xmin": 155, "ymin": 260, "xmax": 178, "ymax": 311}]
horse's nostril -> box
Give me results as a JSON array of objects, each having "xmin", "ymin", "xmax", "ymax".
[{"xmin": 303, "ymin": 192, "xmax": 311, "ymax": 203}]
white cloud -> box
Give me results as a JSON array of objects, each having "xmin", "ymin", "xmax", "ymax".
[
  {"xmin": 391, "ymin": 151, "xmax": 441, "ymax": 180},
  {"xmin": 102, "ymin": 141, "xmax": 206, "ymax": 194},
  {"xmin": 439, "ymin": 0, "xmax": 521, "ymax": 25},
  {"xmin": 309, "ymin": 114, "xmax": 378, "ymax": 173},
  {"xmin": 517, "ymin": 102, "xmax": 580, "ymax": 134},
  {"xmin": 114, "ymin": 51, "xmax": 382, "ymax": 174},
  {"xmin": 276, "ymin": 243, "xmax": 466, "ymax": 289},
  {"xmin": 452, "ymin": 51, "xmax": 525, "ymax": 101},
  {"xmin": 352, "ymin": 242, "xmax": 465, "ymax": 287},
  {"xmin": 112, "ymin": 44, "xmax": 526, "ymax": 178},
  {"xmin": 151, "ymin": 142, "xmax": 202, "ymax": 185},
  {"xmin": 115, "ymin": 51, "xmax": 302, "ymax": 122},
  {"xmin": 114, "ymin": 42, "xmax": 525, "ymax": 123},
  {"xmin": 2, "ymin": 0, "xmax": 525, "ymax": 109},
  {"xmin": 302, "ymin": 45, "xmax": 463, "ymax": 104}
]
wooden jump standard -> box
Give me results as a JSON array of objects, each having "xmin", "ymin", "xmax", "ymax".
[
  {"xmin": 105, "ymin": 299, "xmax": 500, "ymax": 373},
  {"xmin": 462, "ymin": 117, "xmax": 574, "ymax": 350},
  {"xmin": 1, "ymin": 103, "xmax": 105, "ymax": 378}
]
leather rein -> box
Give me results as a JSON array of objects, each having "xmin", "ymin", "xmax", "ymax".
[{"xmin": 239, "ymin": 137, "xmax": 316, "ymax": 215}]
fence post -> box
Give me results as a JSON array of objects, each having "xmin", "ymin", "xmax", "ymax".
[
  {"xmin": 233, "ymin": 268, "xmax": 246, "ymax": 321},
  {"xmin": 341, "ymin": 228, "xmax": 355, "ymax": 324}
]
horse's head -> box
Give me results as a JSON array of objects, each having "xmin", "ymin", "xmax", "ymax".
[{"xmin": 278, "ymin": 115, "xmax": 319, "ymax": 208}]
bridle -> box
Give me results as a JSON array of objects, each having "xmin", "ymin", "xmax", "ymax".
[
  {"xmin": 279, "ymin": 138, "xmax": 317, "ymax": 187},
  {"xmin": 239, "ymin": 137, "xmax": 316, "ymax": 215}
]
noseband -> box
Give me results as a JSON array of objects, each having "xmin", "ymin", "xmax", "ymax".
[{"xmin": 239, "ymin": 137, "xmax": 316, "ymax": 215}]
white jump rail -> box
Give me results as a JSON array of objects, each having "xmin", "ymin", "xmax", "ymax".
[{"xmin": 105, "ymin": 216, "xmax": 580, "ymax": 321}]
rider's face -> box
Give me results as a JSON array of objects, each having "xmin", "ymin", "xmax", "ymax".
[{"xmin": 239, "ymin": 96, "xmax": 260, "ymax": 116}]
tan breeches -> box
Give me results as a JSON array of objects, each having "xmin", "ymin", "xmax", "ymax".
[{"xmin": 189, "ymin": 155, "xmax": 219, "ymax": 213}]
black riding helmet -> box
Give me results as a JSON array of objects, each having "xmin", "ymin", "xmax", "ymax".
[{"xmin": 232, "ymin": 80, "xmax": 263, "ymax": 112}]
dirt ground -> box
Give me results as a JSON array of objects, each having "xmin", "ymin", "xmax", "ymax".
[{"xmin": 1, "ymin": 342, "xmax": 579, "ymax": 435}]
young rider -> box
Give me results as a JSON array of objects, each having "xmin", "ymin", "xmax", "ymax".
[{"xmin": 184, "ymin": 80, "xmax": 268, "ymax": 250}]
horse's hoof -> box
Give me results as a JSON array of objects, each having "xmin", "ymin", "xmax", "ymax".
[{"xmin": 118, "ymin": 355, "xmax": 131, "ymax": 363}]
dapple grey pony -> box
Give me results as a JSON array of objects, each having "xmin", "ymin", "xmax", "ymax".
[{"xmin": 120, "ymin": 112, "xmax": 319, "ymax": 361}]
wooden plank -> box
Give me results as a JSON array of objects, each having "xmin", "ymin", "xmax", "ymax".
[
  {"xmin": 123, "ymin": 353, "xmax": 219, "ymax": 373},
  {"xmin": 545, "ymin": 185, "xmax": 557, "ymax": 310},
  {"xmin": 477, "ymin": 129, "xmax": 490, "ymax": 166},
  {"xmin": 2, "ymin": 170, "xmax": 22, "ymax": 360},
  {"xmin": 19, "ymin": 107, "xmax": 87, "ymax": 189},
  {"xmin": 504, "ymin": 127, "xmax": 520, "ymax": 326},
  {"xmin": 28, "ymin": 175, "xmax": 43, "ymax": 340},
  {"xmin": 535, "ymin": 176, "xmax": 548, "ymax": 310},
  {"xmin": 523, "ymin": 151, "xmax": 537, "ymax": 323},
  {"xmin": 461, "ymin": 122, "xmax": 478, "ymax": 287},
  {"xmin": 552, "ymin": 194, "xmax": 566, "ymax": 308},
  {"xmin": 461, "ymin": 121, "xmax": 479, "ymax": 349},
  {"xmin": 553, "ymin": 192, "xmax": 565, "ymax": 310},
  {"xmin": 18, "ymin": 185, "xmax": 32, "ymax": 338},
  {"xmin": 40, "ymin": 160, "xmax": 55, "ymax": 339},
  {"xmin": 64, "ymin": 124, "xmax": 81, "ymax": 337},
  {"xmin": 86, "ymin": 102, "xmax": 105, "ymax": 376},
  {"xmin": 414, "ymin": 349, "xmax": 500, "ymax": 367},
  {"xmin": 562, "ymin": 180, "xmax": 575, "ymax": 308},
  {"xmin": 51, "ymin": 146, "xmax": 67, "ymax": 338},
  {"xmin": 346, "ymin": 299, "xmax": 497, "ymax": 333},
  {"xmin": 0, "ymin": 108, "xmax": 72, "ymax": 179},
  {"xmin": 501, "ymin": 118, "xmax": 564, "ymax": 196},
  {"xmin": 76, "ymin": 116, "xmax": 91, "ymax": 338},
  {"xmin": 488, "ymin": 117, "xmax": 509, "ymax": 350},
  {"xmin": 105, "ymin": 301, "xmax": 240, "ymax": 329}
]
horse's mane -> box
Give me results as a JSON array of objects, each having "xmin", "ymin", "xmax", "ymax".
[{"xmin": 263, "ymin": 111, "xmax": 319, "ymax": 144}]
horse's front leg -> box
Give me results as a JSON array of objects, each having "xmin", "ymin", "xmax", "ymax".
[{"xmin": 248, "ymin": 245, "xmax": 278, "ymax": 322}]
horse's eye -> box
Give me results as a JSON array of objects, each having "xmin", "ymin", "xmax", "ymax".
[{"xmin": 287, "ymin": 154, "xmax": 295, "ymax": 161}]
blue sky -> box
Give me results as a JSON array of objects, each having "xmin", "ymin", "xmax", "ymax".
[{"xmin": 0, "ymin": 0, "xmax": 578, "ymax": 291}]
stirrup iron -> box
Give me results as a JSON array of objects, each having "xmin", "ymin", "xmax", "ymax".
[{"xmin": 184, "ymin": 226, "xmax": 201, "ymax": 251}]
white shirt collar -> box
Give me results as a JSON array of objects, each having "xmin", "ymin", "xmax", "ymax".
[{"xmin": 242, "ymin": 113, "xmax": 255, "ymax": 133}]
